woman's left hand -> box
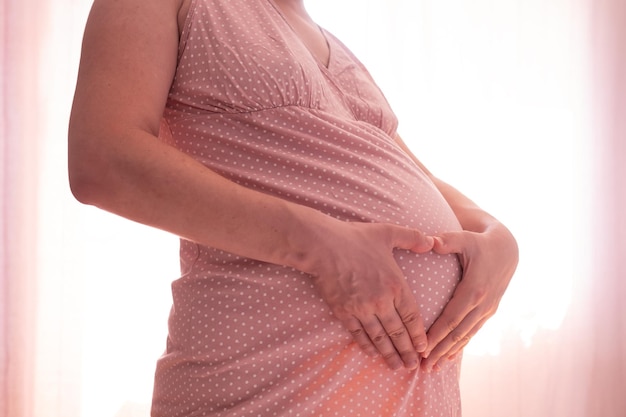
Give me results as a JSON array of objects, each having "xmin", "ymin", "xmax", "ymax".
[{"xmin": 420, "ymin": 221, "xmax": 519, "ymax": 371}]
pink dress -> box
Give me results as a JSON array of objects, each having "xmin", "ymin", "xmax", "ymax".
[{"xmin": 152, "ymin": 0, "xmax": 463, "ymax": 416}]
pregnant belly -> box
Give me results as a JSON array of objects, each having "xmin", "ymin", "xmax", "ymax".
[
  {"xmin": 170, "ymin": 110, "xmax": 463, "ymax": 335},
  {"xmin": 173, "ymin": 158, "xmax": 461, "ymax": 341},
  {"xmin": 157, "ymin": 110, "xmax": 464, "ymax": 415}
]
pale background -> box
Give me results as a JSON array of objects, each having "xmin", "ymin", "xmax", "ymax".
[{"xmin": 1, "ymin": 0, "xmax": 624, "ymax": 416}]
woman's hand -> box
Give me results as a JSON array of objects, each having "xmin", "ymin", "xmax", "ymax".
[
  {"xmin": 420, "ymin": 221, "xmax": 518, "ymax": 372},
  {"xmin": 304, "ymin": 221, "xmax": 435, "ymax": 371}
]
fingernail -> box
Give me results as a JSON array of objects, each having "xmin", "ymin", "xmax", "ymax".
[{"xmin": 416, "ymin": 342, "xmax": 427, "ymax": 353}]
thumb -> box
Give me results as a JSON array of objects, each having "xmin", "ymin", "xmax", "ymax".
[
  {"xmin": 432, "ymin": 231, "xmax": 467, "ymax": 255},
  {"xmin": 389, "ymin": 226, "xmax": 434, "ymax": 253}
]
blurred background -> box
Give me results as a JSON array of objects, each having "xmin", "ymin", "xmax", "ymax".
[{"xmin": 1, "ymin": 0, "xmax": 624, "ymax": 416}]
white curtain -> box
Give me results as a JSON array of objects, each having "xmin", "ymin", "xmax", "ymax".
[{"xmin": 1, "ymin": 0, "xmax": 624, "ymax": 416}]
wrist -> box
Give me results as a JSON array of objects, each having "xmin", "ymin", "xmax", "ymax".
[{"xmin": 272, "ymin": 203, "xmax": 336, "ymax": 275}]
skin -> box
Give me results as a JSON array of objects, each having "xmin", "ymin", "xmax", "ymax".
[{"xmin": 68, "ymin": 0, "xmax": 518, "ymax": 373}]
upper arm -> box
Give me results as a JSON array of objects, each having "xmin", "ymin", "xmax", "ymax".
[
  {"xmin": 69, "ymin": 0, "xmax": 182, "ymax": 142},
  {"xmin": 68, "ymin": 0, "xmax": 185, "ymax": 197}
]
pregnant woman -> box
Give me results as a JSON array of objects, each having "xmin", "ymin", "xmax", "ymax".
[{"xmin": 68, "ymin": 0, "xmax": 518, "ymax": 416}]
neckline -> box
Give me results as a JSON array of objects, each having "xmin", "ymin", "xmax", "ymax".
[{"xmin": 267, "ymin": 0, "xmax": 333, "ymax": 70}]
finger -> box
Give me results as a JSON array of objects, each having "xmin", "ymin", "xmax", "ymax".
[
  {"xmin": 388, "ymin": 225, "xmax": 434, "ymax": 253},
  {"xmin": 432, "ymin": 232, "xmax": 468, "ymax": 255},
  {"xmin": 422, "ymin": 309, "xmax": 481, "ymax": 372},
  {"xmin": 344, "ymin": 316, "xmax": 379, "ymax": 358},
  {"xmin": 444, "ymin": 317, "xmax": 488, "ymax": 361},
  {"xmin": 360, "ymin": 317, "xmax": 404, "ymax": 370},
  {"xmin": 394, "ymin": 289, "xmax": 428, "ymax": 353},
  {"xmin": 431, "ymin": 318, "xmax": 487, "ymax": 370},
  {"xmin": 377, "ymin": 308, "xmax": 420, "ymax": 370},
  {"xmin": 422, "ymin": 280, "xmax": 483, "ymax": 358}
]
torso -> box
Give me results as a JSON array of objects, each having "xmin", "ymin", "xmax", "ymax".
[{"xmin": 154, "ymin": 1, "xmax": 464, "ymax": 415}]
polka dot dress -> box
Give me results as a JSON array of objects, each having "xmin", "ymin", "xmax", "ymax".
[{"xmin": 151, "ymin": 0, "xmax": 463, "ymax": 416}]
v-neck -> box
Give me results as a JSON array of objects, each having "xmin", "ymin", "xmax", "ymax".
[{"xmin": 266, "ymin": 0, "xmax": 333, "ymax": 70}]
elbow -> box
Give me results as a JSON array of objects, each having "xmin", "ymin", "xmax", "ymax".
[
  {"xmin": 68, "ymin": 157, "xmax": 101, "ymax": 206},
  {"xmin": 68, "ymin": 167, "xmax": 98, "ymax": 205},
  {"xmin": 67, "ymin": 133, "xmax": 108, "ymax": 206}
]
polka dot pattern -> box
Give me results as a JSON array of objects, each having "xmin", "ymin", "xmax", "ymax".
[{"xmin": 152, "ymin": 1, "xmax": 463, "ymax": 416}]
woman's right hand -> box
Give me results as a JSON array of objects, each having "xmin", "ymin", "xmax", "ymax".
[{"xmin": 301, "ymin": 220, "xmax": 434, "ymax": 371}]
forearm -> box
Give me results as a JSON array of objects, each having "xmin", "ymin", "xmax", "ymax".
[
  {"xmin": 429, "ymin": 177, "xmax": 500, "ymax": 233},
  {"xmin": 392, "ymin": 133, "xmax": 501, "ymax": 233},
  {"xmin": 66, "ymin": 0, "xmax": 322, "ymax": 270},
  {"xmin": 68, "ymin": 127, "xmax": 329, "ymax": 271}
]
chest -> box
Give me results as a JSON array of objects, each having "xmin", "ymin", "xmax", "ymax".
[
  {"xmin": 170, "ymin": 0, "xmax": 397, "ymax": 134},
  {"xmin": 267, "ymin": 0, "xmax": 330, "ymax": 68}
]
